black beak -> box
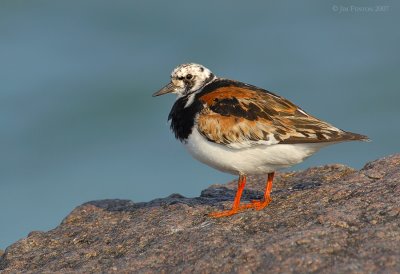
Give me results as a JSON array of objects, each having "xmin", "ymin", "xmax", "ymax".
[{"xmin": 152, "ymin": 82, "xmax": 175, "ymax": 97}]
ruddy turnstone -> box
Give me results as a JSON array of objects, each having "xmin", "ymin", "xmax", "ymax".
[{"xmin": 153, "ymin": 63, "xmax": 369, "ymax": 218}]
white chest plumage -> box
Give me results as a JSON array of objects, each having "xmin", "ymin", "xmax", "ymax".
[{"xmin": 184, "ymin": 128, "xmax": 331, "ymax": 175}]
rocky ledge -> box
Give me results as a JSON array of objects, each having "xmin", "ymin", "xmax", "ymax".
[{"xmin": 1, "ymin": 154, "xmax": 399, "ymax": 273}]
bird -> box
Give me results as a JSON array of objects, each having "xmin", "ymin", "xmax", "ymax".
[{"xmin": 153, "ymin": 63, "xmax": 369, "ymax": 218}]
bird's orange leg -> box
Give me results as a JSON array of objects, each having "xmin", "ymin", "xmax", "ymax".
[
  {"xmin": 209, "ymin": 175, "xmax": 247, "ymax": 218},
  {"xmin": 249, "ymin": 172, "xmax": 274, "ymax": 210}
]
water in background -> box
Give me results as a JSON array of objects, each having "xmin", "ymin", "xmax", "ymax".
[{"xmin": 1, "ymin": 1, "xmax": 399, "ymax": 248}]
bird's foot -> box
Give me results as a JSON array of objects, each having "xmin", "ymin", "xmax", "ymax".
[
  {"xmin": 208, "ymin": 198, "xmax": 272, "ymax": 218},
  {"xmin": 208, "ymin": 208, "xmax": 244, "ymax": 218},
  {"xmin": 248, "ymin": 197, "xmax": 272, "ymax": 210}
]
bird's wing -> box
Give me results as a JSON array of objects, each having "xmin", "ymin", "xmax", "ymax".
[{"xmin": 196, "ymin": 79, "xmax": 368, "ymax": 148}]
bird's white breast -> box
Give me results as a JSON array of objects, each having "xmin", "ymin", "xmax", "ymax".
[{"xmin": 184, "ymin": 128, "xmax": 331, "ymax": 175}]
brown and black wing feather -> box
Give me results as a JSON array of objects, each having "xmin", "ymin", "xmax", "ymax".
[{"xmin": 196, "ymin": 79, "xmax": 369, "ymax": 148}]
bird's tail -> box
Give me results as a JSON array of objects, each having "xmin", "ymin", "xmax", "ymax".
[{"xmin": 342, "ymin": 131, "xmax": 371, "ymax": 142}]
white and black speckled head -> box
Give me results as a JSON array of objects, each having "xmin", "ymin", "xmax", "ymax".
[{"xmin": 153, "ymin": 63, "xmax": 216, "ymax": 97}]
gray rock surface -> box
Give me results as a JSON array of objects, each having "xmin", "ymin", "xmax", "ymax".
[{"xmin": 1, "ymin": 154, "xmax": 399, "ymax": 273}]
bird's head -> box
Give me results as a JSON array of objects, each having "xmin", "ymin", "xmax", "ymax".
[{"xmin": 153, "ymin": 63, "xmax": 215, "ymax": 97}]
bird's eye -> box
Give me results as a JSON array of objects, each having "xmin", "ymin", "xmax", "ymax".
[
  {"xmin": 186, "ymin": 74, "xmax": 193, "ymax": 80},
  {"xmin": 178, "ymin": 76, "xmax": 184, "ymax": 80}
]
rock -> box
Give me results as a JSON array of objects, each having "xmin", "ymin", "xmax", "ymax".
[{"xmin": 1, "ymin": 154, "xmax": 399, "ymax": 273}]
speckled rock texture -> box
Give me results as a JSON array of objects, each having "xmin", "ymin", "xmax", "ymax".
[{"xmin": 1, "ymin": 154, "xmax": 399, "ymax": 273}]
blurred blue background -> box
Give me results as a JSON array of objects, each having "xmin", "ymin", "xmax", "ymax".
[{"xmin": 1, "ymin": 0, "xmax": 399, "ymax": 249}]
